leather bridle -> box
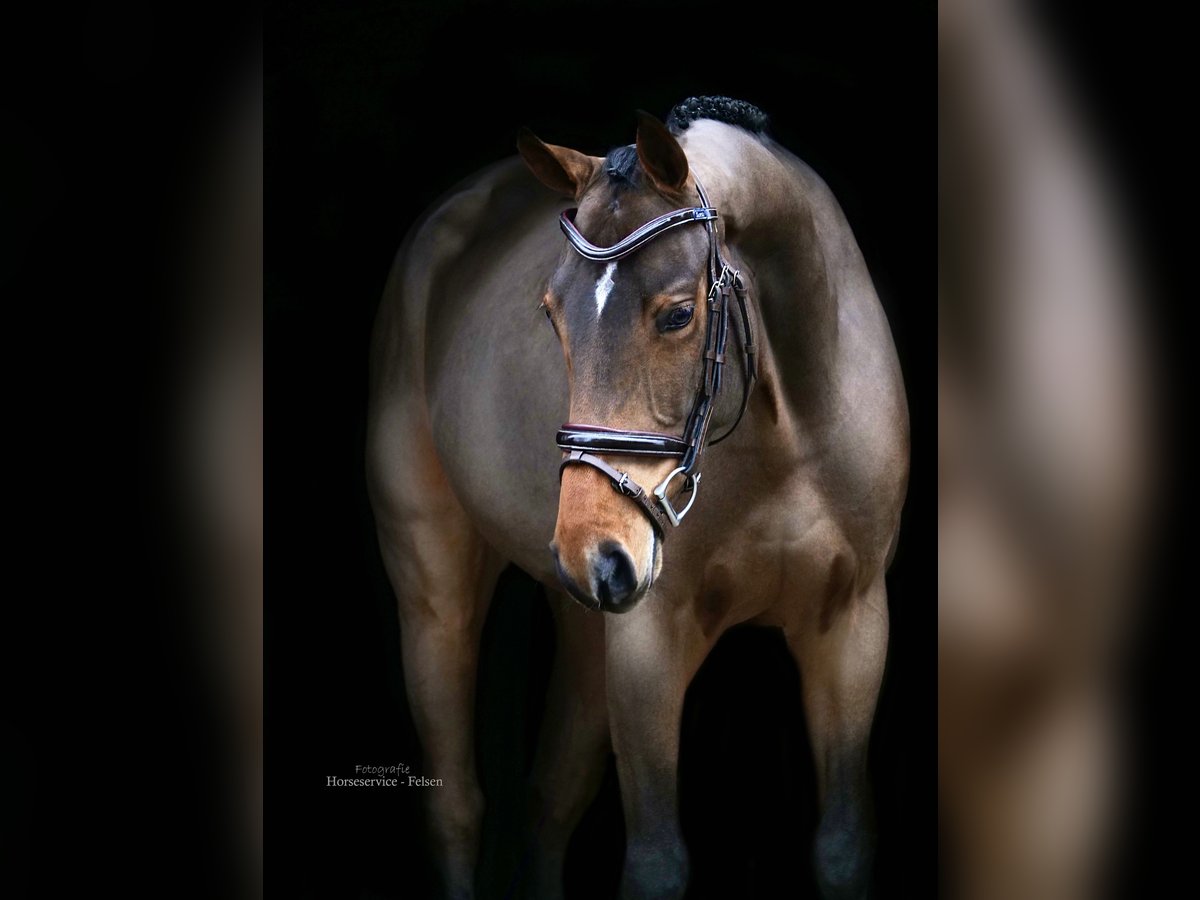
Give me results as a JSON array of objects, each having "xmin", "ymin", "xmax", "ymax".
[{"xmin": 555, "ymin": 177, "xmax": 757, "ymax": 540}]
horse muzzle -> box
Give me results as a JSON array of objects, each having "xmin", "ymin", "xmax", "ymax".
[{"xmin": 550, "ymin": 538, "xmax": 648, "ymax": 613}]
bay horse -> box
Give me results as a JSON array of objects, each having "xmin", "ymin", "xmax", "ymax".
[{"xmin": 367, "ymin": 97, "xmax": 908, "ymax": 899}]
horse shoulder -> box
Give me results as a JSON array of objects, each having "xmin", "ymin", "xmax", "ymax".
[{"xmin": 367, "ymin": 160, "xmax": 536, "ymax": 526}]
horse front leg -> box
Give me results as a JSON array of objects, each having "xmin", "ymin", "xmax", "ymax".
[
  {"xmin": 785, "ymin": 575, "xmax": 890, "ymax": 900},
  {"xmin": 520, "ymin": 593, "xmax": 610, "ymax": 899},
  {"xmin": 606, "ymin": 601, "xmax": 713, "ymax": 900},
  {"xmin": 377, "ymin": 513, "xmax": 502, "ymax": 900}
]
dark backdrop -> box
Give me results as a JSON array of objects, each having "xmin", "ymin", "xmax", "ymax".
[{"xmin": 267, "ymin": 2, "xmax": 932, "ymax": 897}]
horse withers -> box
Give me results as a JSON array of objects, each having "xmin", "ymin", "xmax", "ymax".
[{"xmin": 366, "ymin": 96, "xmax": 908, "ymax": 899}]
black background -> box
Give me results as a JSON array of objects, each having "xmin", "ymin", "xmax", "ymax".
[
  {"xmin": 269, "ymin": 2, "xmax": 928, "ymax": 898},
  {"xmin": 3, "ymin": 0, "xmax": 1195, "ymax": 898}
]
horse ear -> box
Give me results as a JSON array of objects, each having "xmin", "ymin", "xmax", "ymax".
[
  {"xmin": 635, "ymin": 110, "xmax": 689, "ymax": 193},
  {"xmin": 517, "ymin": 128, "xmax": 601, "ymax": 199}
]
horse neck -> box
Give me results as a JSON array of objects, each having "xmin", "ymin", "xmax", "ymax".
[{"xmin": 682, "ymin": 122, "xmax": 841, "ymax": 425}]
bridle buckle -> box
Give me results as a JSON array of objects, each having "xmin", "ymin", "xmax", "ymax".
[
  {"xmin": 613, "ymin": 472, "xmax": 639, "ymax": 497},
  {"xmin": 708, "ymin": 263, "xmax": 734, "ymax": 301}
]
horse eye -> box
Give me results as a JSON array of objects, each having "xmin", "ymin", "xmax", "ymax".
[{"xmin": 660, "ymin": 305, "xmax": 695, "ymax": 332}]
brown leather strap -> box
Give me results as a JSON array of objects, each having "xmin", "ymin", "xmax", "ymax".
[
  {"xmin": 559, "ymin": 450, "xmax": 671, "ymax": 538},
  {"xmin": 709, "ymin": 274, "xmax": 757, "ymax": 447}
]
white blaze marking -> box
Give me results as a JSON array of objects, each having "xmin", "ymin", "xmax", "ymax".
[{"xmin": 594, "ymin": 262, "xmax": 617, "ymax": 318}]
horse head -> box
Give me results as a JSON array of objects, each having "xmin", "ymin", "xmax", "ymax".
[{"xmin": 519, "ymin": 112, "xmax": 752, "ymax": 612}]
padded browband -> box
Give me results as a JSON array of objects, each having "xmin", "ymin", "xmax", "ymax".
[{"xmin": 560, "ymin": 206, "xmax": 718, "ymax": 262}]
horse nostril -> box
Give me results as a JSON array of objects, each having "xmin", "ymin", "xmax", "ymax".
[{"xmin": 593, "ymin": 540, "xmax": 638, "ymax": 609}]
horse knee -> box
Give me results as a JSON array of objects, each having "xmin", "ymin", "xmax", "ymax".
[
  {"xmin": 426, "ymin": 784, "xmax": 483, "ymax": 860},
  {"xmin": 400, "ymin": 596, "xmax": 484, "ymax": 637},
  {"xmin": 428, "ymin": 780, "xmax": 484, "ymax": 840},
  {"xmin": 526, "ymin": 776, "xmax": 587, "ymax": 841},
  {"xmin": 620, "ymin": 839, "xmax": 689, "ymax": 900},
  {"xmin": 813, "ymin": 799, "xmax": 875, "ymax": 900},
  {"xmin": 424, "ymin": 784, "xmax": 484, "ymax": 895}
]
